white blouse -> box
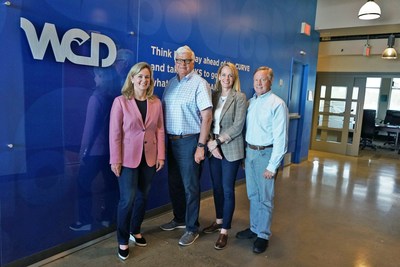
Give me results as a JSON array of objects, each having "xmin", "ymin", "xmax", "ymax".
[{"xmin": 213, "ymin": 96, "xmax": 227, "ymax": 134}]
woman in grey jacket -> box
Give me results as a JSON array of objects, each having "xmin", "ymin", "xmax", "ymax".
[{"xmin": 203, "ymin": 62, "xmax": 247, "ymax": 250}]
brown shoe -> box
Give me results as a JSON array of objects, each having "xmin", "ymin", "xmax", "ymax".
[
  {"xmin": 202, "ymin": 222, "xmax": 222, "ymax": 234},
  {"xmin": 214, "ymin": 233, "xmax": 228, "ymax": 250}
]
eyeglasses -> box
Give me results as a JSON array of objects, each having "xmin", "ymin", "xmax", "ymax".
[{"xmin": 175, "ymin": 59, "xmax": 193, "ymax": 64}]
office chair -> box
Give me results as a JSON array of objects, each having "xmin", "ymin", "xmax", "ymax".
[
  {"xmin": 383, "ymin": 110, "xmax": 400, "ymax": 147},
  {"xmin": 360, "ymin": 109, "xmax": 377, "ymax": 150}
]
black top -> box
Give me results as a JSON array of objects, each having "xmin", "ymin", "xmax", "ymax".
[{"xmin": 135, "ymin": 98, "xmax": 147, "ymax": 122}]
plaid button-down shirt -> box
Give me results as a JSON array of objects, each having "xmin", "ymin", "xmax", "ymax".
[{"xmin": 162, "ymin": 71, "xmax": 212, "ymax": 135}]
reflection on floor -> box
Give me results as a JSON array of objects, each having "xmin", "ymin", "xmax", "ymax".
[{"xmin": 37, "ymin": 150, "xmax": 400, "ymax": 267}]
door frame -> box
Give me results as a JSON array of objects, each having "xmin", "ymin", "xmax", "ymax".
[
  {"xmin": 288, "ymin": 59, "xmax": 309, "ymax": 163},
  {"xmin": 311, "ymin": 73, "xmax": 366, "ymax": 156}
]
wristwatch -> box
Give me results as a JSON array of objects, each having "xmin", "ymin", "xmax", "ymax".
[
  {"xmin": 215, "ymin": 138, "xmax": 222, "ymax": 146},
  {"xmin": 197, "ymin": 142, "xmax": 206, "ymax": 148}
]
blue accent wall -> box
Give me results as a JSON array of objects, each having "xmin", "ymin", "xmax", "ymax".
[{"xmin": 0, "ymin": 0, "xmax": 318, "ymax": 265}]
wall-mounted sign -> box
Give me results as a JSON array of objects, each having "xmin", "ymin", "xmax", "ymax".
[{"xmin": 20, "ymin": 17, "xmax": 117, "ymax": 67}]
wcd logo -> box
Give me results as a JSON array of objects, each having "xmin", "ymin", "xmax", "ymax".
[{"xmin": 20, "ymin": 17, "xmax": 116, "ymax": 67}]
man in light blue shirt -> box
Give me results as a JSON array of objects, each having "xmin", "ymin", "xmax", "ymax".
[
  {"xmin": 160, "ymin": 45, "xmax": 212, "ymax": 246},
  {"xmin": 236, "ymin": 66, "xmax": 288, "ymax": 254}
]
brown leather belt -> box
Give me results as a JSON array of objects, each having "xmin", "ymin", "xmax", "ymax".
[
  {"xmin": 247, "ymin": 144, "xmax": 273, "ymax": 150},
  {"xmin": 168, "ymin": 134, "xmax": 197, "ymax": 140}
]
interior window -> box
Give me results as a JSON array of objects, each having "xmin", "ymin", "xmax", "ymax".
[
  {"xmin": 363, "ymin": 77, "xmax": 381, "ymax": 110},
  {"xmin": 388, "ymin": 78, "xmax": 400, "ymax": 111}
]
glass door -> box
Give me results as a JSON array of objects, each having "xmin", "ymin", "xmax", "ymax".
[{"xmin": 311, "ymin": 75, "xmax": 365, "ymax": 156}]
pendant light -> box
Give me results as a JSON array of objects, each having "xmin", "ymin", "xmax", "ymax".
[
  {"xmin": 382, "ymin": 34, "xmax": 397, "ymax": 59},
  {"xmin": 358, "ymin": 0, "xmax": 381, "ymax": 20}
]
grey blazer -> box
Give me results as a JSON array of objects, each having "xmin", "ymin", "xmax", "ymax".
[{"xmin": 211, "ymin": 89, "xmax": 247, "ymax": 162}]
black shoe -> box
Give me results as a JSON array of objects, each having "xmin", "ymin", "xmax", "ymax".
[
  {"xmin": 118, "ymin": 247, "xmax": 129, "ymax": 260},
  {"xmin": 253, "ymin": 238, "xmax": 268, "ymax": 254},
  {"xmin": 130, "ymin": 234, "xmax": 147, "ymax": 247},
  {"xmin": 236, "ymin": 228, "xmax": 257, "ymax": 239}
]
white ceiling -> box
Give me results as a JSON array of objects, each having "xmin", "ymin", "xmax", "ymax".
[{"xmin": 316, "ymin": 0, "xmax": 400, "ymax": 37}]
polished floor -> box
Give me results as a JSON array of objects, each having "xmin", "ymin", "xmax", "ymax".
[{"xmin": 37, "ymin": 150, "xmax": 400, "ymax": 267}]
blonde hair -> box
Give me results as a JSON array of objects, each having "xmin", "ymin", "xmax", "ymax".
[
  {"xmin": 254, "ymin": 66, "xmax": 274, "ymax": 81},
  {"xmin": 214, "ymin": 62, "xmax": 241, "ymax": 92},
  {"xmin": 121, "ymin": 62, "xmax": 155, "ymax": 100}
]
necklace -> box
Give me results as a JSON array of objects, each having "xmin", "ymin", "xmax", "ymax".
[{"xmin": 220, "ymin": 96, "xmax": 227, "ymax": 103}]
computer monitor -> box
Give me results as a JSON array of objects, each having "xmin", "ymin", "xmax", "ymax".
[{"xmin": 384, "ymin": 110, "xmax": 400, "ymax": 125}]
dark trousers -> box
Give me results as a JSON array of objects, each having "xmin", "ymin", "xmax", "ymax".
[
  {"xmin": 117, "ymin": 156, "xmax": 155, "ymax": 245},
  {"xmin": 208, "ymin": 155, "xmax": 241, "ymax": 229},
  {"xmin": 167, "ymin": 134, "xmax": 201, "ymax": 232}
]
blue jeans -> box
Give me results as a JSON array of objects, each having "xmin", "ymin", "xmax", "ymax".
[
  {"xmin": 245, "ymin": 147, "xmax": 275, "ymax": 240},
  {"xmin": 208, "ymin": 155, "xmax": 241, "ymax": 230},
  {"xmin": 167, "ymin": 134, "xmax": 201, "ymax": 232},
  {"xmin": 117, "ymin": 157, "xmax": 155, "ymax": 245}
]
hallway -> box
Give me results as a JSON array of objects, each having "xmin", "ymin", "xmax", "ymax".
[{"xmin": 36, "ymin": 150, "xmax": 400, "ymax": 267}]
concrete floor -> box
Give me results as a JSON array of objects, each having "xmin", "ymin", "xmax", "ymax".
[{"xmin": 37, "ymin": 150, "xmax": 400, "ymax": 267}]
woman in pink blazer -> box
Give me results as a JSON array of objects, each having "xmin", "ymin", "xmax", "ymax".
[{"xmin": 109, "ymin": 62, "xmax": 165, "ymax": 260}]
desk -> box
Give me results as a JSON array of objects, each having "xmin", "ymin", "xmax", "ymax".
[{"xmin": 376, "ymin": 124, "xmax": 400, "ymax": 149}]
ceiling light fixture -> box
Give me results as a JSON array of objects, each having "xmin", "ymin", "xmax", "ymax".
[
  {"xmin": 382, "ymin": 34, "xmax": 397, "ymax": 59},
  {"xmin": 358, "ymin": 0, "xmax": 381, "ymax": 20}
]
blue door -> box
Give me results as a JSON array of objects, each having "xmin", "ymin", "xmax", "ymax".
[{"xmin": 288, "ymin": 60, "xmax": 307, "ymax": 164}]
